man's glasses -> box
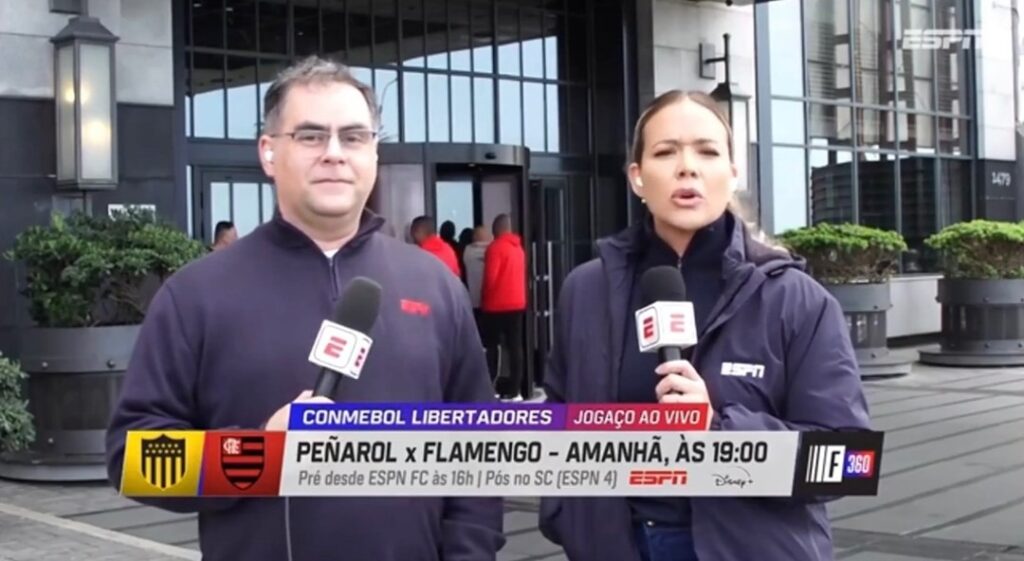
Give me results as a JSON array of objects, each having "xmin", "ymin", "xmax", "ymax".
[{"xmin": 272, "ymin": 128, "xmax": 378, "ymax": 151}]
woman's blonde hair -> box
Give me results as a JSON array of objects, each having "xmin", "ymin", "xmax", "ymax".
[{"xmin": 629, "ymin": 89, "xmax": 784, "ymax": 250}]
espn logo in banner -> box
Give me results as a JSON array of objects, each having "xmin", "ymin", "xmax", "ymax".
[
  {"xmin": 792, "ymin": 431, "xmax": 884, "ymax": 497},
  {"xmin": 635, "ymin": 301, "xmax": 697, "ymax": 353},
  {"xmin": 308, "ymin": 320, "xmax": 374, "ymax": 379}
]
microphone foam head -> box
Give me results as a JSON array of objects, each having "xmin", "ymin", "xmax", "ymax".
[
  {"xmin": 640, "ymin": 265, "xmax": 687, "ymax": 304},
  {"xmin": 334, "ymin": 277, "xmax": 382, "ymax": 334}
]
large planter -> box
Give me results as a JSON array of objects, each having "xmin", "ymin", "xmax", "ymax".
[
  {"xmin": 0, "ymin": 325, "xmax": 138, "ymax": 482},
  {"xmin": 824, "ymin": 282, "xmax": 913, "ymax": 378},
  {"xmin": 919, "ymin": 279, "xmax": 1024, "ymax": 367}
]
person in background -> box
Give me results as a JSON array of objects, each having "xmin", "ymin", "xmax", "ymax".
[
  {"xmin": 440, "ymin": 220, "xmax": 458, "ymax": 253},
  {"xmin": 481, "ymin": 214, "xmax": 527, "ymax": 401},
  {"xmin": 456, "ymin": 227, "xmax": 475, "ymax": 284},
  {"xmin": 537, "ymin": 89, "xmax": 869, "ymax": 561},
  {"xmin": 463, "ymin": 225, "xmax": 492, "ymax": 331},
  {"xmin": 411, "ymin": 215, "xmax": 462, "ymax": 278},
  {"xmin": 210, "ymin": 220, "xmax": 237, "ymax": 250}
]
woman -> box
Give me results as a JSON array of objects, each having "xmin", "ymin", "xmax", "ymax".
[{"xmin": 538, "ymin": 90, "xmax": 870, "ymax": 560}]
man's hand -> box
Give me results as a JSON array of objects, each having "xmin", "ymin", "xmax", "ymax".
[
  {"xmin": 654, "ymin": 360, "xmax": 710, "ymax": 404},
  {"xmin": 263, "ymin": 390, "xmax": 333, "ymax": 431}
]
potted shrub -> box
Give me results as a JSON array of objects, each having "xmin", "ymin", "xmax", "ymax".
[
  {"xmin": 0, "ymin": 208, "xmax": 205, "ymax": 481},
  {"xmin": 918, "ymin": 220, "xmax": 1024, "ymax": 367},
  {"xmin": 0, "ymin": 354, "xmax": 34, "ymax": 455},
  {"xmin": 777, "ymin": 223, "xmax": 912, "ymax": 378}
]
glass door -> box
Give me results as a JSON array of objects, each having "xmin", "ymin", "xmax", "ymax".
[
  {"xmin": 528, "ymin": 177, "xmax": 570, "ymax": 388},
  {"xmin": 193, "ymin": 168, "xmax": 275, "ymax": 245}
]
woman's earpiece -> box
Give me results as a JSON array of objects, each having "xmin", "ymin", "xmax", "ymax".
[{"xmin": 635, "ymin": 178, "xmax": 643, "ymax": 188}]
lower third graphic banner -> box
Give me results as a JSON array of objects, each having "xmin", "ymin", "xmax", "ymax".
[{"xmin": 118, "ymin": 404, "xmax": 883, "ymax": 499}]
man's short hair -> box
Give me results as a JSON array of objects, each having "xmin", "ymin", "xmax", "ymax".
[
  {"xmin": 411, "ymin": 215, "xmax": 435, "ymax": 234},
  {"xmin": 214, "ymin": 220, "xmax": 235, "ymax": 241},
  {"xmin": 492, "ymin": 214, "xmax": 511, "ymax": 235},
  {"xmin": 261, "ymin": 56, "xmax": 380, "ymax": 134}
]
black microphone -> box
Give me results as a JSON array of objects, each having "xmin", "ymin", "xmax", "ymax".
[
  {"xmin": 638, "ymin": 265, "xmax": 695, "ymax": 363},
  {"xmin": 311, "ymin": 277, "xmax": 382, "ymax": 398}
]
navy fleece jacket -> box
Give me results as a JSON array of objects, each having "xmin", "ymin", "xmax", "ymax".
[{"xmin": 106, "ymin": 211, "xmax": 505, "ymax": 561}]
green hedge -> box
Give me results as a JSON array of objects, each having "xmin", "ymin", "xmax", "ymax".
[
  {"xmin": 0, "ymin": 354, "xmax": 33, "ymax": 454},
  {"xmin": 776, "ymin": 223, "xmax": 907, "ymax": 284},
  {"xmin": 924, "ymin": 220, "xmax": 1024, "ymax": 279},
  {"xmin": 4, "ymin": 208, "xmax": 206, "ymax": 327}
]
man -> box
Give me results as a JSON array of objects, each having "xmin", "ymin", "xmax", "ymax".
[
  {"xmin": 411, "ymin": 215, "xmax": 461, "ymax": 278},
  {"xmin": 106, "ymin": 56, "xmax": 504, "ymax": 561},
  {"xmin": 462, "ymin": 225, "xmax": 492, "ymax": 331},
  {"xmin": 481, "ymin": 214, "xmax": 527, "ymax": 401},
  {"xmin": 210, "ymin": 220, "xmax": 237, "ymax": 250}
]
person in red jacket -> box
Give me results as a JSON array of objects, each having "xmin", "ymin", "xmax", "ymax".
[
  {"xmin": 481, "ymin": 213, "xmax": 527, "ymax": 401},
  {"xmin": 411, "ymin": 215, "xmax": 461, "ymax": 277}
]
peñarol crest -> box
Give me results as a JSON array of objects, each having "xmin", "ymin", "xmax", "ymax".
[{"xmin": 141, "ymin": 434, "xmax": 187, "ymax": 490}]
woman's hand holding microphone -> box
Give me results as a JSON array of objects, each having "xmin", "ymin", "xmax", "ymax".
[{"xmin": 655, "ymin": 360, "xmax": 710, "ymax": 404}]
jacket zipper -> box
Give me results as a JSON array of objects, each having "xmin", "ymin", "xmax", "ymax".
[{"xmin": 329, "ymin": 255, "xmax": 339, "ymax": 300}]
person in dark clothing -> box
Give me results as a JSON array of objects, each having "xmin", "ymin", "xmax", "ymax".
[
  {"xmin": 106, "ymin": 56, "xmax": 504, "ymax": 561},
  {"xmin": 538, "ymin": 90, "xmax": 870, "ymax": 561},
  {"xmin": 481, "ymin": 214, "xmax": 527, "ymax": 401},
  {"xmin": 210, "ymin": 220, "xmax": 237, "ymax": 250},
  {"xmin": 440, "ymin": 220, "xmax": 458, "ymax": 252}
]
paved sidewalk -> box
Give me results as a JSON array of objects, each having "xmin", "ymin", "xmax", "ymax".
[{"xmin": 1, "ymin": 359, "xmax": 1023, "ymax": 560}]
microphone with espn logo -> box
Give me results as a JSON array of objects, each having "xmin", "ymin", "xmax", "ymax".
[
  {"xmin": 309, "ymin": 277, "xmax": 382, "ymax": 399},
  {"xmin": 635, "ymin": 265, "xmax": 697, "ymax": 362}
]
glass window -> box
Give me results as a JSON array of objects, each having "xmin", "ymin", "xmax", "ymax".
[
  {"xmin": 259, "ymin": 0, "xmax": 287, "ymax": 54},
  {"xmin": 225, "ymin": 0, "xmax": 256, "ymax": 52},
  {"xmin": 233, "ymin": 182, "xmax": 261, "ymax": 237},
  {"xmin": 226, "ymin": 58, "xmax": 258, "ymax": 139},
  {"xmin": 322, "ymin": 0, "xmax": 347, "ymax": 58},
  {"xmin": 857, "ymin": 108, "xmax": 896, "ymax": 149},
  {"xmin": 546, "ymin": 83, "xmax": 560, "ymax": 152},
  {"xmin": 261, "ymin": 183, "xmax": 276, "ymax": 222},
  {"xmin": 436, "ymin": 180, "xmax": 475, "ymax": 235},
  {"xmin": 425, "ymin": 0, "xmax": 448, "ymax": 69},
  {"xmin": 472, "ymin": 1, "xmax": 493, "ymax": 73},
  {"xmin": 899, "ymin": 111, "xmax": 935, "ymax": 152},
  {"xmin": 938, "ymin": 116, "xmax": 970, "ymax": 156},
  {"xmin": 808, "ymin": 149, "xmax": 854, "ymax": 225},
  {"xmin": 548, "ymin": 13, "xmax": 566, "ymax": 81},
  {"xmin": 211, "ymin": 182, "xmax": 231, "ymax": 234},
  {"xmin": 449, "ymin": 0, "xmax": 472, "ymax": 71},
  {"xmin": 524, "ymin": 82, "xmax": 545, "ymax": 152},
  {"xmin": 771, "ymin": 100, "xmax": 805, "ymax": 145},
  {"xmin": 935, "ymin": 0, "xmax": 970, "ymax": 115},
  {"xmin": 375, "ymin": 69, "xmax": 400, "ymax": 142},
  {"xmin": 294, "ymin": 1, "xmax": 320, "ymax": 56},
  {"xmin": 192, "ymin": 53, "xmax": 225, "ymax": 138},
  {"xmin": 857, "ymin": 153, "xmax": 897, "ymax": 231},
  {"xmin": 895, "ymin": 0, "xmax": 935, "ymax": 112},
  {"xmin": 347, "ymin": 0, "xmax": 373, "ymax": 66},
  {"xmin": 403, "ymin": 0, "xmax": 426, "ymax": 67},
  {"xmin": 769, "ymin": 0, "xmax": 805, "ymax": 97},
  {"xmin": 898, "ymin": 154, "xmax": 937, "ymax": 272},
  {"xmin": 474, "ymin": 77, "xmax": 494, "ymax": 142},
  {"xmin": 853, "ymin": 0, "xmax": 895, "ymax": 106},
  {"xmin": 771, "ymin": 146, "xmax": 808, "ymax": 233},
  {"xmin": 806, "ymin": 0, "xmax": 850, "ymax": 101},
  {"xmin": 939, "ymin": 159, "xmax": 971, "ymax": 228},
  {"xmin": 499, "ymin": 79, "xmax": 522, "ymax": 144},
  {"xmin": 497, "ymin": 5, "xmax": 520, "ymax": 76},
  {"xmin": 428, "ymin": 74, "xmax": 450, "ymax": 142},
  {"xmin": 375, "ymin": 0, "xmax": 399, "ymax": 64},
  {"xmin": 191, "ymin": 0, "xmax": 224, "ymax": 49},
  {"xmin": 404, "ymin": 71, "xmax": 428, "ymax": 142},
  {"xmin": 451, "ymin": 76, "xmax": 472, "ymax": 142},
  {"xmin": 809, "ymin": 103, "xmax": 852, "ymax": 148},
  {"xmin": 522, "ymin": 10, "xmax": 545, "ymax": 79}
]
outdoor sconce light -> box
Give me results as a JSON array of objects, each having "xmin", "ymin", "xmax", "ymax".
[
  {"xmin": 702, "ymin": 33, "xmax": 751, "ymax": 191},
  {"xmin": 52, "ymin": 14, "xmax": 119, "ymax": 191}
]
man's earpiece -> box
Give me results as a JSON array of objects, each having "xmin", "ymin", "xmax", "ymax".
[{"xmin": 264, "ymin": 149, "xmax": 274, "ymax": 163}]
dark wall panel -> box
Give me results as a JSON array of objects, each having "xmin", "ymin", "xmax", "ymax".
[{"xmin": 0, "ymin": 98, "xmax": 177, "ymax": 358}]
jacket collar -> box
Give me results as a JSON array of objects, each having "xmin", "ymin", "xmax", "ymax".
[
  {"xmin": 595, "ymin": 210, "xmax": 803, "ymax": 400},
  {"xmin": 265, "ymin": 207, "xmax": 386, "ymax": 256}
]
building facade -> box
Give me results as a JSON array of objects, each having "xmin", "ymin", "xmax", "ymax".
[{"xmin": 1, "ymin": 0, "xmax": 1021, "ymax": 384}]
